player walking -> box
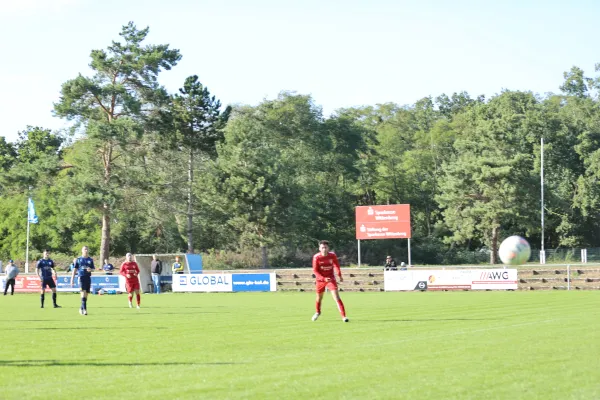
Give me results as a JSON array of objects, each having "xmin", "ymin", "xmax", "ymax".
[
  {"xmin": 36, "ymin": 250, "xmax": 61, "ymax": 308},
  {"xmin": 119, "ymin": 253, "xmax": 141, "ymax": 309},
  {"xmin": 312, "ymin": 240, "xmax": 348, "ymax": 322},
  {"xmin": 71, "ymin": 246, "xmax": 95, "ymax": 315}
]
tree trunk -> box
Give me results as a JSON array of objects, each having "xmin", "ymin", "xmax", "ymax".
[
  {"xmin": 100, "ymin": 143, "xmax": 112, "ymax": 264},
  {"xmin": 490, "ymin": 225, "xmax": 499, "ymax": 264},
  {"xmin": 187, "ymin": 147, "xmax": 194, "ymax": 253},
  {"xmin": 261, "ymin": 245, "xmax": 268, "ymax": 269},
  {"xmin": 100, "ymin": 203, "xmax": 110, "ymax": 264}
]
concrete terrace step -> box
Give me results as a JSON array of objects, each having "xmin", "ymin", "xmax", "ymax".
[{"xmin": 519, "ymin": 277, "xmax": 593, "ymax": 283}]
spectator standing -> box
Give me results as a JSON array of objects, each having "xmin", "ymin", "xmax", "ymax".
[
  {"xmin": 4, "ymin": 260, "xmax": 18, "ymax": 296},
  {"xmin": 150, "ymin": 255, "xmax": 162, "ymax": 294},
  {"xmin": 172, "ymin": 256, "xmax": 184, "ymax": 274}
]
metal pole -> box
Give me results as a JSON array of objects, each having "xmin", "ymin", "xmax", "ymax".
[
  {"xmin": 357, "ymin": 240, "xmax": 361, "ymax": 268},
  {"xmin": 541, "ymin": 137, "xmax": 545, "ymax": 264},
  {"xmin": 408, "ymin": 238, "xmax": 412, "ymax": 267},
  {"xmin": 25, "ymin": 199, "xmax": 30, "ymax": 274},
  {"xmin": 567, "ymin": 264, "xmax": 570, "ymax": 291}
]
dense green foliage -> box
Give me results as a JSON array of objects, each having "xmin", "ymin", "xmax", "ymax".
[
  {"xmin": 0, "ymin": 291, "xmax": 599, "ymax": 399},
  {"xmin": 2, "ymin": 22, "xmax": 600, "ymax": 266}
]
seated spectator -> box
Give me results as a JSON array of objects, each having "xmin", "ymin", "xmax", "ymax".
[
  {"xmin": 384, "ymin": 256, "xmax": 397, "ymax": 271},
  {"xmin": 400, "ymin": 262, "xmax": 407, "ymax": 270},
  {"xmin": 65, "ymin": 258, "xmax": 77, "ymax": 272},
  {"xmin": 103, "ymin": 259, "xmax": 115, "ymax": 275}
]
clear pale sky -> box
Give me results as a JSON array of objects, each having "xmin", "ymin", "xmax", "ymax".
[{"xmin": 0, "ymin": 0, "xmax": 598, "ymax": 143}]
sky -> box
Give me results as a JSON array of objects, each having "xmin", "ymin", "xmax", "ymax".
[{"xmin": 0, "ymin": 0, "xmax": 598, "ymax": 143}]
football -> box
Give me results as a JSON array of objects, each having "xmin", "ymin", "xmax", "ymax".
[
  {"xmin": 98, "ymin": 289, "xmax": 105, "ymax": 295},
  {"xmin": 498, "ymin": 236, "xmax": 531, "ymax": 265}
]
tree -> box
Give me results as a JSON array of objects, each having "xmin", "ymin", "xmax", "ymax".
[
  {"xmin": 53, "ymin": 22, "xmax": 181, "ymax": 262},
  {"xmin": 0, "ymin": 127, "xmax": 74, "ymax": 259},
  {"xmin": 435, "ymin": 91, "xmax": 484, "ymax": 120},
  {"xmin": 0, "ymin": 136, "xmax": 16, "ymax": 173},
  {"xmin": 437, "ymin": 92, "xmax": 540, "ymax": 263},
  {"xmin": 162, "ymin": 75, "xmax": 230, "ymax": 253},
  {"xmin": 560, "ymin": 66, "xmax": 592, "ymax": 99},
  {"xmin": 215, "ymin": 105, "xmax": 293, "ymax": 266},
  {"xmin": 0, "ymin": 127, "xmax": 65, "ymax": 192}
]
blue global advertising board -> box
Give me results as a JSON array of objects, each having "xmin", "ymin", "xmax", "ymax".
[
  {"xmin": 173, "ymin": 273, "xmax": 276, "ymax": 292},
  {"xmin": 231, "ymin": 273, "xmax": 274, "ymax": 292},
  {"xmin": 56, "ymin": 275, "xmax": 125, "ymax": 292}
]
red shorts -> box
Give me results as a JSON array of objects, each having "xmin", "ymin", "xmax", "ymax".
[
  {"xmin": 316, "ymin": 280, "xmax": 338, "ymax": 293},
  {"xmin": 125, "ymin": 280, "xmax": 140, "ymax": 293}
]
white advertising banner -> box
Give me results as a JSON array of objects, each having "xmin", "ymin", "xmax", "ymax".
[
  {"xmin": 172, "ymin": 274, "xmax": 232, "ymax": 292},
  {"xmin": 469, "ymin": 269, "xmax": 518, "ymax": 290},
  {"xmin": 385, "ymin": 269, "xmax": 518, "ymax": 291}
]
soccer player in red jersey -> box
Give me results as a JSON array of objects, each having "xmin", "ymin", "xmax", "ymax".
[
  {"xmin": 312, "ymin": 240, "xmax": 348, "ymax": 322},
  {"xmin": 119, "ymin": 253, "xmax": 141, "ymax": 309}
]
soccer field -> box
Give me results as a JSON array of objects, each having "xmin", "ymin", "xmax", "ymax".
[{"xmin": 1, "ymin": 291, "xmax": 599, "ymax": 399}]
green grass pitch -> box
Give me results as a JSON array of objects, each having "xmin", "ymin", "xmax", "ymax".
[{"xmin": 1, "ymin": 290, "xmax": 599, "ymax": 399}]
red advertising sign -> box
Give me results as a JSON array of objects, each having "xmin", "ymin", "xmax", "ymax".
[
  {"xmin": 13, "ymin": 276, "xmax": 42, "ymax": 292},
  {"xmin": 356, "ymin": 204, "xmax": 411, "ymax": 240}
]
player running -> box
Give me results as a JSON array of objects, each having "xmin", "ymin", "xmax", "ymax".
[
  {"xmin": 312, "ymin": 240, "xmax": 348, "ymax": 322},
  {"xmin": 36, "ymin": 250, "xmax": 61, "ymax": 308},
  {"xmin": 71, "ymin": 246, "xmax": 95, "ymax": 315},
  {"xmin": 119, "ymin": 253, "xmax": 141, "ymax": 309}
]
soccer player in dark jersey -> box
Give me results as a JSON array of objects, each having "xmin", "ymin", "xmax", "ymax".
[
  {"xmin": 36, "ymin": 250, "xmax": 61, "ymax": 308},
  {"xmin": 70, "ymin": 246, "xmax": 95, "ymax": 315},
  {"xmin": 119, "ymin": 253, "xmax": 141, "ymax": 309},
  {"xmin": 312, "ymin": 240, "xmax": 348, "ymax": 322}
]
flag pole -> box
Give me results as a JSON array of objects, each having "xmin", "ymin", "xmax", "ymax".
[{"xmin": 26, "ymin": 197, "xmax": 30, "ymax": 274}]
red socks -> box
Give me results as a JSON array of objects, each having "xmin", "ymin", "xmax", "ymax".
[{"xmin": 336, "ymin": 299, "xmax": 346, "ymax": 318}]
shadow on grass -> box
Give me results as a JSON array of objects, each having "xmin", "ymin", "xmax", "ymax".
[
  {"xmin": 77, "ymin": 306, "xmax": 223, "ymax": 309},
  {"xmin": 362, "ymin": 318, "xmax": 502, "ymax": 322},
  {"xmin": 157, "ymin": 311, "xmax": 230, "ymax": 315},
  {"xmin": 0, "ymin": 326, "xmax": 168, "ymax": 330},
  {"xmin": 0, "ymin": 360, "xmax": 239, "ymax": 367}
]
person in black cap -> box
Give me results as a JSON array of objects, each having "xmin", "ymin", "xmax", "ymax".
[{"xmin": 4, "ymin": 260, "xmax": 18, "ymax": 295}]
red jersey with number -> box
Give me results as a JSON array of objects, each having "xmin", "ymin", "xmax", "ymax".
[
  {"xmin": 119, "ymin": 261, "xmax": 140, "ymax": 283},
  {"xmin": 312, "ymin": 252, "xmax": 342, "ymax": 282}
]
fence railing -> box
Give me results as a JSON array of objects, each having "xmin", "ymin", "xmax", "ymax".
[{"xmin": 531, "ymin": 248, "xmax": 600, "ymax": 264}]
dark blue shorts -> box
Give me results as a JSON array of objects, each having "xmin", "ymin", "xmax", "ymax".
[
  {"xmin": 79, "ymin": 277, "xmax": 91, "ymax": 293},
  {"xmin": 41, "ymin": 278, "xmax": 56, "ymax": 289}
]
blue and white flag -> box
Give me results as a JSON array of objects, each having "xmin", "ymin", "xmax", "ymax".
[{"xmin": 27, "ymin": 198, "xmax": 38, "ymax": 224}]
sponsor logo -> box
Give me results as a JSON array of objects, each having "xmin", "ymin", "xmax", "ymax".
[
  {"xmin": 179, "ymin": 276, "xmax": 188, "ymax": 285},
  {"xmin": 231, "ymin": 274, "xmax": 272, "ymax": 292},
  {"xmin": 233, "ymin": 280, "xmax": 270, "ymax": 286},
  {"xmin": 479, "ymin": 271, "xmax": 509, "ymax": 280},
  {"xmin": 188, "ymin": 275, "xmax": 230, "ymax": 285}
]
